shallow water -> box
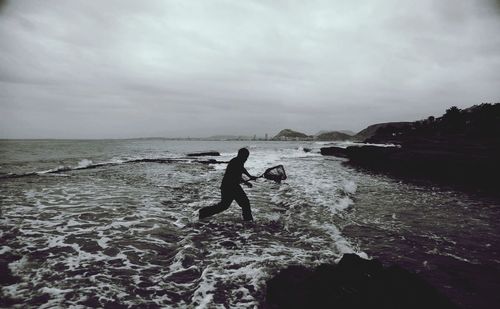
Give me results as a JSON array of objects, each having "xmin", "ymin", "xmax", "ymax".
[{"xmin": 0, "ymin": 139, "xmax": 499, "ymax": 308}]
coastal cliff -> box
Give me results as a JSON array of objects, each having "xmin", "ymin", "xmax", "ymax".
[{"xmin": 321, "ymin": 103, "xmax": 500, "ymax": 193}]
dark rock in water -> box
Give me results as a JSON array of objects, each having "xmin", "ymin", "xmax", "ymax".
[
  {"xmin": 320, "ymin": 146, "xmax": 348, "ymax": 158},
  {"xmin": 186, "ymin": 151, "xmax": 220, "ymax": 157},
  {"xmin": 220, "ymin": 240, "xmax": 238, "ymax": 249},
  {"xmin": 29, "ymin": 293, "xmax": 51, "ymax": 306},
  {"xmin": 0, "ymin": 255, "xmax": 21, "ymax": 285},
  {"xmin": 195, "ymin": 159, "xmax": 226, "ymax": 165},
  {"xmin": 343, "ymin": 143, "xmax": 500, "ymax": 193},
  {"xmin": 164, "ymin": 268, "xmax": 201, "ymax": 284},
  {"xmin": 345, "ymin": 145, "xmax": 401, "ymax": 164},
  {"xmin": 79, "ymin": 296, "xmax": 101, "ymax": 308},
  {"xmin": 302, "ymin": 147, "xmax": 312, "ymax": 153},
  {"xmin": 265, "ymin": 253, "xmax": 458, "ymax": 309}
]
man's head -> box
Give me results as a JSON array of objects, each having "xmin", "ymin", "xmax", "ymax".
[{"xmin": 237, "ymin": 148, "xmax": 250, "ymax": 162}]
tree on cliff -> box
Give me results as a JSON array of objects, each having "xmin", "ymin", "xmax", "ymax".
[
  {"xmin": 442, "ymin": 106, "xmax": 465, "ymax": 133},
  {"xmin": 367, "ymin": 103, "xmax": 500, "ymax": 143}
]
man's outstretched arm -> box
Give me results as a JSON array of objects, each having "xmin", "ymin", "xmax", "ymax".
[{"xmin": 243, "ymin": 168, "xmax": 257, "ymax": 180}]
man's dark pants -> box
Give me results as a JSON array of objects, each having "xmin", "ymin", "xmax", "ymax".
[{"xmin": 199, "ymin": 185, "xmax": 253, "ymax": 221}]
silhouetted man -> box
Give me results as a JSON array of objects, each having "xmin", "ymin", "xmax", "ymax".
[{"xmin": 199, "ymin": 148, "xmax": 257, "ymax": 221}]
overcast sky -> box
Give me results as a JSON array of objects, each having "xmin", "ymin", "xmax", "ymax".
[{"xmin": 1, "ymin": 0, "xmax": 499, "ymax": 138}]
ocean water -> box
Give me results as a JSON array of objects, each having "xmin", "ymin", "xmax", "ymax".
[{"xmin": 0, "ymin": 139, "xmax": 499, "ymax": 308}]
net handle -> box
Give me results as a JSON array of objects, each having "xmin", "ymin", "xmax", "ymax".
[{"xmin": 243, "ymin": 165, "xmax": 286, "ymax": 184}]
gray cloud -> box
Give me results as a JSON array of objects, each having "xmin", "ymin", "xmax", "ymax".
[{"xmin": 1, "ymin": 0, "xmax": 500, "ymax": 138}]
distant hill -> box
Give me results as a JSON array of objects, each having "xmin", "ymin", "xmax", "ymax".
[
  {"xmin": 315, "ymin": 131, "xmax": 352, "ymax": 141},
  {"xmin": 353, "ymin": 122, "xmax": 411, "ymax": 142},
  {"xmin": 315, "ymin": 130, "xmax": 355, "ymax": 136},
  {"xmin": 272, "ymin": 129, "xmax": 310, "ymax": 141}
]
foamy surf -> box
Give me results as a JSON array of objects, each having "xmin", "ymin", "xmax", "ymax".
[{"xmin": 1, "ymin": 139, "xmax": 499, "ymax": 308}]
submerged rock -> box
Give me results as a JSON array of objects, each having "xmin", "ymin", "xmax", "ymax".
[
  {"xmin": 186, "ymin": 151, "xmax": 220, "ymax": 157},
  {"xmin": 0, "ymin": 254, "xmax": 21, "ymax": 285},
  {"xmin": 264, "ymin": 253, "xmax": 458, "ymax": 309}
]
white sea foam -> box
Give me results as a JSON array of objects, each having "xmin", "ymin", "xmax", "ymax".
[
  {"xmin": 326, "ymin": 141, "xmax": 400, "ymax": 149},
  {"xmin": 0, "ymin": 246, "xmax": 11, "ymax": 254},
  {"xmin": 0, "ymin": 141, "xmax": 371, "ymax": 308},
  {"xmin": 192, "ymin": 267, "xmax": 216, "ymax": 308},
  {"xmin": 37, "ymin": 165, "xmax": 69, "ymax": 175},
  {"xmin": 97, "ymin": 236, "xmax": 111, "ymax": 249},
  {"xmin": 77, "ymin": 159, "xmax": 93, "ymax": 168},
  {"xmin": 329, "ymin": 196, "xmax": 354, "ymax": 213},
  {"xmin": 342, "ymin": 180, "xmax": 357, "ymax": 195},
  {"xmin": 426, "ymin": 248, "xmax": 474, "ymax": 264}
]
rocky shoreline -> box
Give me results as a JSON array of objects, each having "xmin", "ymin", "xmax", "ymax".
[
  {"xmin": 320, "ymin": 139, "xmax": 499, "ymax": 194},
  {"xmin": 264, "ymin": 253, "xmax": 458, "ymax": 309},
  {"xmin": 321, "ymin": 104, "xmax": 500, "ymax": 194}
]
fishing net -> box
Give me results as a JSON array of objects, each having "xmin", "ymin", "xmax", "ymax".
[{"xmin": 263, "ymin": 165, "xmax": 287, "ymax": 183}]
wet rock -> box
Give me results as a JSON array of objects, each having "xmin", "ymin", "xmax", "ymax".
[
  {"xmin": 195, "ymin": 159, "xmax": 227, "ymax": 165},
  {"xmin": 320, "ymin": 146, "xmax": 348, "ymax": 157},
  {"xmin": 186, "ymin": 151, "xmax": 220, "ymax": 157},
  {"xmin": 164, "ymin": 268, "xmax": 201, "ymax": 284},
  {"xmin": 220, "ymin": 240, "xmax": 238, "ymax": 249},
  {"xmin": 112, "ymin": 267, "xmax": 136, "ymax": 276},
  {"xmin": 343, "ymin": 143, "xmax": 500, "ymax": 193},
  {"xmin": 79, "ymin": 296, "xmax": 101, "ymax": 308},
  {"xmin": 64, "ymin": 291, "xmax": 78, "ymax": 301},
  {"xmin": 103, "ymin": 300, "xmax": 129, "ymax": 309},
  {"xmin": 103, "ymin": 247, "xmax": 120, "ymax": 257},
  {"xmin": 29, "ymin": 293, "xmax": 51, "ymax": 306},
  {"xmin": 0, "ymin": 296, "xmax": 21, "ymax": 308},
  {"xmin": 107, "ymin": 258, "xmax": 126, "ymax": 267},
  {"xmin": 181, "ymin": 253, "xmax": 196, "ymax": 268},
  {"xmin": 161, "ymin": 200, "xmax": 175, "ymax": 208},
  {"xmin": 0, "ymin": 255, "xmax": 21, "ymax": 285},
  {"xmin": 53, "ymin": 262, "xmax": 68, "ymax": 272},
  {"xmin": 265, "ymin": 253, "xmax": 458, "ymax": 309}
]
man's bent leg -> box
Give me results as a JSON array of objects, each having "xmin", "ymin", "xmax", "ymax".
[
  {"xmin": 234, "ymin": 186, "xmax": 253, "ymax": 221},
  {"xmin": 199, "ymin": 189, "xmax": 233, "ymax": 219}
]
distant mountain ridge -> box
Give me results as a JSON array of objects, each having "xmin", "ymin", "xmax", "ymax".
[{"xmin": 270, "ymin": 125, "xmax": 407, "ymax": 142}]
